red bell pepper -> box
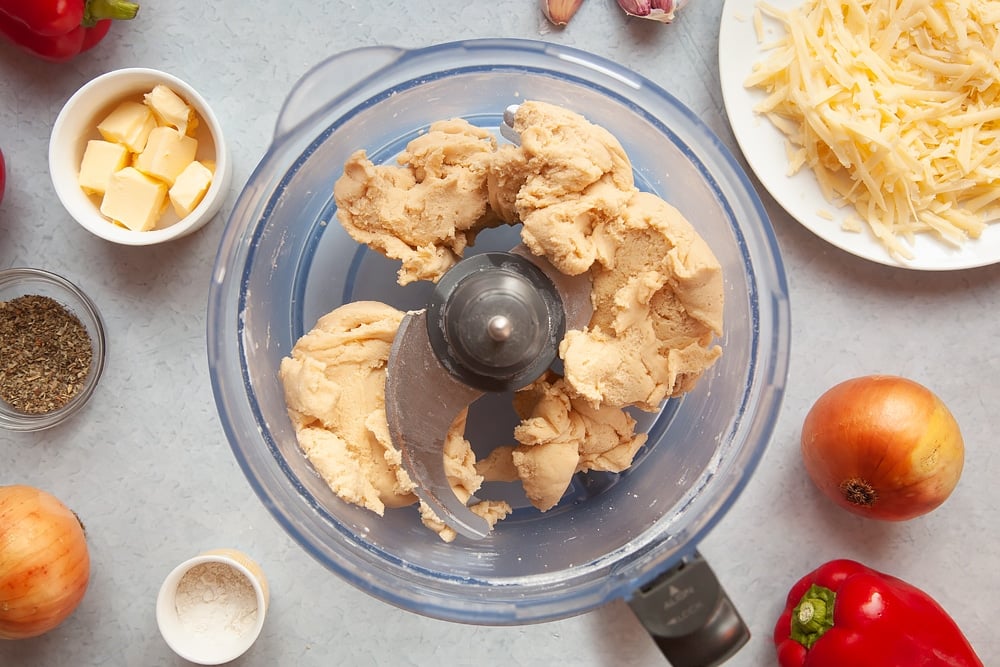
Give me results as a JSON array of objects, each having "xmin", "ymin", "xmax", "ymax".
[
  {"xmin": 774, "ymin": 559, "xmax": 983, "ymax": 667},
  {"xmin": 0, "ymin": 0, "xmax": 139, "ymax": 62}
]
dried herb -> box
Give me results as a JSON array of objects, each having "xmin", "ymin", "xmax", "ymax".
[{"xmin": 0, "ymin": 294, "xmax": 93, "ymax": 414}]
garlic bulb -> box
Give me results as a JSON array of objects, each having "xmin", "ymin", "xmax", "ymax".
[{"xmin": 617, "ymin": 0, "xmax": 685, "ymax": 22}]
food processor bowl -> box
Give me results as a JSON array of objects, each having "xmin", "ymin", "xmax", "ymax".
[{"xmin": 208, "ymin": 38, "xmax": 789, "ymax": 659}]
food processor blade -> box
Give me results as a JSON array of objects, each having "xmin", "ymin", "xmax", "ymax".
[
  {"xmin": 384, "ymin": 249, "xmax": 591, "ymax": 539},
  {"xmin": 385, "ymin": 310, "xmax": 490, "ymax": 539},
  {"xmin": 499, "ymin": 104, "xmax": 521, "ymax": 145}
]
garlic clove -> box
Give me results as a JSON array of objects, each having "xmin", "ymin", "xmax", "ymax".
[
  {"xmin": 617, "ymin": 0, "xmax": 684, "ymax": 23},
  {"xmin": 542, "ymin": 0, "xmax": 584, "ymax": 25}
]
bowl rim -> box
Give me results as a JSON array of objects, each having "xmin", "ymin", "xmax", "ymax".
[
  {"xmin": 0, "ymin": 267, "xmax": 107, "ymax": 432},
  {"xmin": 48, "ymin": 67, "xmax": 231, "ymax": 246},
  {"xmin": 208, "ymin": 37, "xmax": 791, "ymax": 623}
]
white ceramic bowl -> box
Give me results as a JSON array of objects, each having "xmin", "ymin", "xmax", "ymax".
[
  {"xmin": 49, "ymin": 68, "xmax": 232, "ymax": 246},
  {"xmin": 156, "ymin": 549, "xmax": 269, "ymax": 665}
]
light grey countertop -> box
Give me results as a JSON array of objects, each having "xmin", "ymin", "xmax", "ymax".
[{"xmin": 1, "ymin": 1, "xmax": 997, "ymax": 665}]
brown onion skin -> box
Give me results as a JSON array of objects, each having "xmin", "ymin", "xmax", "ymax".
[
  {"xmin": 800, "ymin": 375, "xmax": 965, "ymax": 521},
  {"xmin": 0, "ymin": 485, "xmax": 91, "ymax": 640}
]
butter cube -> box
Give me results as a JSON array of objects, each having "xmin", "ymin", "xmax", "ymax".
[
  {"xmin": 169, "ymin": 161, "xmax": 213, "ymax": 217},
  {"xmin": 100, "ymin": 167, "xmax": 167, "ymax": 231},
  {"xmin": 78, "ymin": 140, "xmax": 129, "ymax": 195},
  {"xmin": 97, "ymin": 101, "xmax": 157, "ymax": 153},
  {"xmin": 143, "ymin": 84, "xmax": 194, "ymax": 135},
  {"xmin": 134, "ymin": 126, "xmax": 198, "ymax": 185}
]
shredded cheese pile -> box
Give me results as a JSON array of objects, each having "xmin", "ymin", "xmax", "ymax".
[{"xmin": 745, "ymin": 0, "xmax": 1000, "ymax": 259}]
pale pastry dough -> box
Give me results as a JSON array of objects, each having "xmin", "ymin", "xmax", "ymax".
[
  {"xmin": 288, "ymin": 100, "xmax": 724, "ymax": 531},
  {"xmin": 279, "ymin": 301, "xmax": 510, "ymax": 540},
  {"xmin": 333, "ymin": 120, "xmax": 501, "ymax": 285},
  {"xmin": 476, "ymin": 371, "xmax": 648, "ymax": 511}
]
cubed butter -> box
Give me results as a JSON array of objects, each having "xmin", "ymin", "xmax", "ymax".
[
  {"xmin": 97, "ymin": 101, "xmax": 157, "ymax": 153},
  {"xmin": 100, "ymin": 166, "xmax": 167, "ymax": 231},
  {"xmin": 143, "ymin": 84, "xmax": 194, "ymax": 135},
  {"xmin": 78, "ymin": 140, "xmax": 129, "ymax": 195},
  {"xmin": 134, "ymin": 126, "xmax": 198, "ymax": 185},
  {"xmin": 169, "ymin": 160, "xmax": 214, "ymax": 217}
]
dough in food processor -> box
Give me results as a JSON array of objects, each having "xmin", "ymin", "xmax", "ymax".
[
  {"xmin": 334, "ymin": 101, "xmax": 723, "ymax": 412},
  {"xmin": 287, "ymin": 101, "xmax": 724, "ymax": 538},
  {"xmin": 487, "ymin": 100, "xmax": 636, "ymax": 276},
  {"xmin": 476, "ymin": 371, "xmax": 649, "ymax": 511},
  {"xmin": 560, "ymin": 191, "xmax": 723, "ymax": 411},
  {"xmin": 333, "ymin": 120, "xmax": 502, "ymax": 286},
  {"xmin": 279, "ymin": 302, "xmax": 413, "ymax": 513},
  {"xmin": 279, "ymin": 300, "xmax": 511, "ymax": 541}
]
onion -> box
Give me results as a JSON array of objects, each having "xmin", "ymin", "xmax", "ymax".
[
  {"xmin": 0, "ymin": 485, "xmax": 90, "ymax": 639},
  {"xmin": 800, "ymin": 375, "xmax": 965, "ymax": 521}
]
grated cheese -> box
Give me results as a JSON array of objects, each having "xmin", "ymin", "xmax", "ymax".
[
  {"xmin": 753, "ymin": 6, "xmax": 765, "ymax": 43},
  {"xmin": 745, "ymin": 0, "xmax": 1000, "ymax": 259}
]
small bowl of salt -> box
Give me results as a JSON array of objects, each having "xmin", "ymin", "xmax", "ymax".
[{"xmin": 156, "ymin": 549, "xmax": 269, "ymax": 665}]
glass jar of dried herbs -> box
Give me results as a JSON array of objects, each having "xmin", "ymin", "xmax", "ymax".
[{"xmin": 0, "ymin": 294, "xmax": 94, "ymax": 414}]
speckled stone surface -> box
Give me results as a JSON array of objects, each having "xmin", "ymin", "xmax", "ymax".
[{"xmin": 1, "ymin": 1, "xmax": 997, "ymax": 665}]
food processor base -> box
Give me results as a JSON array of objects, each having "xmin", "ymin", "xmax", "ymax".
[{"xmin": 628, "ymin": 552, "xmax": 750, "ymax": 667}]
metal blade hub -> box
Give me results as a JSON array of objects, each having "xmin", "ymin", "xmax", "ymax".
[
  {"xmin": 385, "ymin": 249, "xmax": 592, "ymax": 540},
  {"xmin": 426, "ymin": 252, "xmax": 565, "ymax": 392}
]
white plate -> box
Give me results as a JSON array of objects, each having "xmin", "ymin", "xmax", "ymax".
[{"xmin": 718, "ymin": 0, "xmax": 1000, "ymax": 271}]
